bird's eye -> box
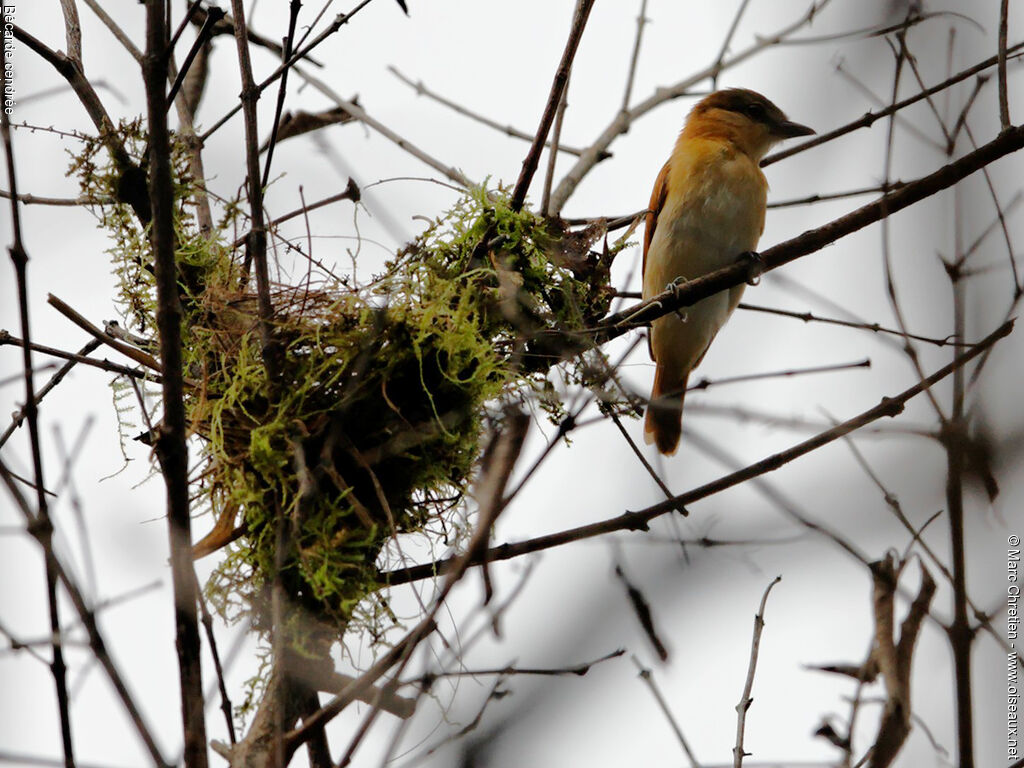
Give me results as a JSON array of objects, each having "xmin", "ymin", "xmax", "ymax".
[{"xmin": 744, "ymin": 103, "xmax": 766, "ymax": 120}]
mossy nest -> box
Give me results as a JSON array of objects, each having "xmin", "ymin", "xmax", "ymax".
[
  {"xmin": 179, "ymin": 186, "xmax": 616, "ymax": 635},
  {"xmin": 72, "ymin": 120, "xmax": 621, "ymax": 638}
]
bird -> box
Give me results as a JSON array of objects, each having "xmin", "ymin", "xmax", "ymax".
[{"xmin": 642, "ymin": 88, "xmax": 814, "ymax": 455}]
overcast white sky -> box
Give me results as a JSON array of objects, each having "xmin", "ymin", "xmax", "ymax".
[{"xmin": 2, "ymin": 1, "xmax": 1023, "ymax": 766}]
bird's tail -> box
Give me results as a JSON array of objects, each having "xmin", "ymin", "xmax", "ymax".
[{"xmin": 644, "ymin": 364, "xmax": 687, "ymax": 456}]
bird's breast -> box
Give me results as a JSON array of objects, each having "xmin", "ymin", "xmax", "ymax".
[{"xmin": 647, "ymin": 142, "xmax": 767, "ymax": 289}]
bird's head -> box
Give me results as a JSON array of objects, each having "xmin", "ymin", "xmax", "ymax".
[{"xmin": 682, "ymin": 88, "xmax": 814, "ymax": 160}]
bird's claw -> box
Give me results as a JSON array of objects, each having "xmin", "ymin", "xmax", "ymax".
[
  {"xmin": 738, "ymin": 251, "xmax": 764, "ymax": 286},
  {"xmin": 664, "ymin": 278, "xmax": 690, "ymax": 320},
  {"xmin": 665, "ymin": 276, "xmax": 689, "ymax": 296}
]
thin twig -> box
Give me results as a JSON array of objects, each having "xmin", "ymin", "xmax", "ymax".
[
  {"xmin": 948, "ymin": 75, "xmax": 990, "ymax": 152},
  {"xmin": 833, "ymin": 425, "xmax": 958, "ymax": 590},
  {"xmin": 80, "ymin": 0, "xmax": 143, "ymax": 61},
  {"xmin": 511, "ymin": 0, "xmax": 596, "ymax": 211},
  {"xmin": 0, "ymin": 339, "xmax": 102, "ymax": 450},
  {"xmin": 404, "ymin": 649, "xmax": 625, "ymax": 684},
  {"xmin": 260, "ymin": 2, "xmax": 301, "ymax": 190},
  {"xmin": 959, "ymin": 120, "xmax": 1021, "ymax": 293},
  {"xmin": 686, "ymin": 358, "xmax": 870, "ymax": 393},
  {"xmin": 194, "ymin": 571, "xmax": 237, "ymax": 745},
  {"xmin": 0, "ymin": 331, "xmax": 158, "ymax": 382},
  {"xmin": 608, "ymin": 410, "xmax": 683, "ymax": 512},
  {"xmin": 767, "ymin": 182, "xmax": 905, "ymax": 209},
  {"xmin": 833, "ymin": 56, "xmax": 943, "ymax": 151},
  {"xmin": 734, "ymin": 576, "xmax": 782, "ymax": 768},
  {"xmin": 735, "ymin": 302, "xmax": 970, "ymax": 347},
  {"xmin": 621, "ymin": 0, "xmax": 649, "ymax": 111},
  {"xmin": 387, "ymin": 66, "xmax": 604, "ymax": 160},
  {"xmin": 0, "ymin": 189, "xmax": 104, "ymax": 206},
  {"xmin": 45, "ymin": 295, "xmax": 165, "ymax": 374},
  {"xmin": 291, "ymin": 66, "xmax": 474, "ymax": 188},
  {"xmin": 230, "ymin": 0, "xmax": 281, "ymax": 383},
  {"xmin": 878, "ymin": 31, "xmax": 946, "ymax": 421},
  {"xmin": 631, "ymin": 655, "xmax": 701, "ymax": 767},
  {"xmin": 999, "ymin": 0, "xmax": 1011, "ymax": 131},
  {"xmin": 166, "ymin": 6, "xmax": 224, "ymax": 106},
  {"xmin": 712, "ymin": 0, "xmax": 753, "ymax": 91},
  {"xmin": 541, "ymin": 57, "xmax": 571, "ymax": 217}
]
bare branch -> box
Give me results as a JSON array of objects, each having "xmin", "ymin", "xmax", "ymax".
[
  {"xmin": 687, "ymin": 358, "xmax": 871, "ymax": 393},
  {"xmin": 621, "ymin": 0, "xmax": 649, "ymax": 111},
  {"xmin": 0, "ymin": 331, "xmax": 158, "ymax": 382},
  {"xmin": 45, "ymin": 295, "xmax": 166, "ymax": 375},
  {"xmin": 712, "ymin": 0, "xmax": 753, "ymax": 90},
  {"xmin": 541, "ymin": 63, "xmax": 571, "ymax": 217},
  {"xmin": 867, "ymin": 557, "xmax": 936, "ymax": 768},
  {"xmin": 767, "ymin": 182, "xmax": 905, "ymax": 209},
  {"xmin": 511, "ymin": 0, "xmax": 595, "ymax": 211},
  {"xmin": 387, "ymin": 66, "xmax": 605, "ymax": 160},
  {"xmin": 0, "ymin": 339, "xmax": 101, "ymax": 450},
  {"xmin": 734, "ymin": 576, "xmax": 782, "ymax": 768},
  {"xmin": 80, "ymin": 0, "xmax": 142, "ymax": 61},
  {"xmin": 58, "ymin": 0, "xmax": 83, "ymax": 67},
  {"xmin": 0, "ymin": 189, "xmax": 104, "ymax": 206},
  {"xmin": 999, "ymin": 0, "xmax": 1011, "ymax": 130},
  {"xmin": 735, "ymin": 302, "xmax": 970, "ymax": 347},
  {"xmin": 631, "ymin": 656, "xmax": 701, "ymax": 767}
]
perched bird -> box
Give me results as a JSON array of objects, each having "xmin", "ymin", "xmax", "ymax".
[{"xmin": 642, "ymin": 88, "xmax": 813, "ymax": 455}]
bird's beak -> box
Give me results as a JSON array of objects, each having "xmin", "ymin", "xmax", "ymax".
[{"xmin": 773, "ymin": 120, "xmax": 815, "ymax": 138}]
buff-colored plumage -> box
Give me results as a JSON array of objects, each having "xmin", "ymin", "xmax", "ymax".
[{"xmin": 643, "ymin": 89, "xmax": 813, "ymax": 455}]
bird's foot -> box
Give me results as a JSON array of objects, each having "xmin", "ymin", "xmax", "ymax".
[
  {"xmin": 665, "ymin": 277, "xmax": 690, "ymax": 321},
  {"xmin": 737, "ymin": 251, "xmax": 764, "ymax": 286}
]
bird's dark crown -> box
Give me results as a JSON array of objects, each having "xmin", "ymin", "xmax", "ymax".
[{"xmin": 691, "ymin": 88, "xmax": 788, "ymax": 126}]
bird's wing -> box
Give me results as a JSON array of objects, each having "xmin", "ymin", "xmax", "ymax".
[{"xmin": 642, "ymin": 160, "xmax": 672, "ymax": 282}]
